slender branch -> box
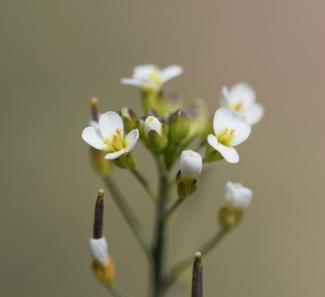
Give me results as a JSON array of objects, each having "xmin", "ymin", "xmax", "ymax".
[
  {"xmin": 151, "ymin": 155, "xmax": 169, "ymax": 297},
  {"xmin": 162, "ymin": 197, "xmax": 183, "ymax": 222},
  {"xmin": 107, "ymin": 286, "xmax": 130, "ymax": 297},
  {"xmin": 103, "ymin": 177, "xmax": 150, "ymax": 256},
  {"xmin": 131, "ymin": 168, "xmax": 157, "ymax": 203},
  {"xmin": 163, "ymin": 229, "xmax": 226, "ymax": 290}
]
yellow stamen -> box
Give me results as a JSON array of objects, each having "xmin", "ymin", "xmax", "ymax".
[
  {"xmin": 104, "ymin": 129, "xmax": 126, "ymax": 152},
  {"xmin": 148, "ymin": 68, "xmax": 161, "ymax": 86},
  {"xmin": 230, "ymin": 101, "xmax": 245, "ymax": 112},
  {"xmin": 217, "ymin": 128, "xmax": 235, "ymax": 147}
]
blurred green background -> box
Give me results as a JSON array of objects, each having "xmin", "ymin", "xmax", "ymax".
[{"xmin": 1, "ymin": 1, "xmax": 324, "ymax": 296}]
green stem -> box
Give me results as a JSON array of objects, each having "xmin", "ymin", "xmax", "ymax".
[
  {"xmin": 163, "ymin": 229, "xmax": 226, "ymax": 290},
  {"xmin": 103, "ymin": 177, "xmax": 150, "ymax": 257},
  {"xmin": 162, "ymin": 197, "xmax": 183, "ymax": 222},
  {"xmin": 151, "ymin": 156, "xmax": 169, "ymax": 297},
  {"xmin": 131, "ymin": 168, "xmax": 156, "ymax": 203}
]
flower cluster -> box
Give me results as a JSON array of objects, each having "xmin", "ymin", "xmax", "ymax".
[{"xmin": 82, "ymin": 64, "xmax": 263, "ymax": 297}]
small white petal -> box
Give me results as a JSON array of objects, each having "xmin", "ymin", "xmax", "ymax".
[
  {"xmin": 207, "ymin": 134, "xmax": 239, "ymax": 163},
  {"xmin": 99, "ymin": 111, "xmax": 124, "ymax": 139},
  {"xmin": 89, "ymin": 237, "xmax": 109, "ymax": 265},
  {"xmin": 229, "ymin": 83, "xmax": 256, "ymax": 107},
  {"xmin": 225, "ymin": 181, "xmax": 253, "ymax": 209},
  {"xmin": 219, "ymin": 86, "xmax": 230, "ymax": 107},
  {"xmin": 104, "ymin": 149, "xmax": 126, "ymax": 160},
  {"xmin": 231, "ymin": 118, "xmax": 251, "ymax": 146},
  {"xmin": 82, "ymin": 127, "xmax": 105, "ymax": 150},
  {"xmin": 125, "ymin": 129, "xmax": 139, "ymax": 152},
  {"xmin": 180, "ymin": 150, "xmax": 203, "ymax": 178},
  {"xmin": 133, "ymin": 64, "xmax": 157, "ymax": 79},
  {"xmin": 212, "ymin": 108, "xmax": 251, "ymax": 146},
  {"xmin": 160, "ymin": 65, "xmax": 183, "ymax": 83},
  {"xmin": 144, "ymin": 116, "xmax": 162, "ymax": 135},
  {"xmin": 213, "ymin": 108, "xmax": 236, "ymax": 134},
  {"xmin": 245, "ymin": 103, "xmax": 264, "ymax": 125},
  {"xmin": 120, "ymin": 78, "xmax": 143, "ymax": 87}
]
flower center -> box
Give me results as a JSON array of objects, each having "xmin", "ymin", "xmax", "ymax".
[
  {"xmin": 104, "ymin": 129, "xmax": 126, "ymax": 152},
  {"xmin": 148, "ymin": 68, "xmax": 161, "ymax": 86},
  {"xmin": 230, "ymin": 101, "xmax": 245, "ymax": 112},
  {"xmin": 217, "ymin": 128, "xmax": 235, "ymax": 147}
]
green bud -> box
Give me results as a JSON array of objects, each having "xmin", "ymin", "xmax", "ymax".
[
  {"xmin": 143, "ymin": 116, "xmax": 168, "ymax": 152},
  {"xmin": 145, "ymin": 130, "xmax": 168, "ymax": 152},
  {"xmin": 113, "ymin": 153, "xmax": 136, "ymax": 169},
  {"xmin": 203, "ymin": 144, "xmax": 223, "ymax": 163},
  {"xmin": 120, "ymin": 108, "xmax": 138, "ymax": 132},
  {"xmin": 187, "ymin": 99, "xmax": 209, "ymax": 140},
  {"xmin": 218, "ymin": 206, "xmax": 243, "ymax": 232},
  {"xmin": 176, "ymin": 171, "xmax": 198, "ymax": 199},
  {"xmin": 168, "ymin": 110, "xmax": 190, "ymax": 145}
]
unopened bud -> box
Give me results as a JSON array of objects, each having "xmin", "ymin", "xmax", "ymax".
[
  {"xmin": 176, "ymin": 150, "xmax": 202, "ymax": 199},
  {"xmin": 180, "ymin": 150, "xmax": 202, "ymax": 179},
  {"xmin": 120, "ymin": 108, "xmax": 138, "ymax": 132},
  {"xmin": 168, "ymin": 110, "xmax": 190, "ymax": 145},
  {"xmin": 187, "ymin": 99, "xmax": 209, "ymax": 140},
  {"xmin": 218, "ymin": 182, "xmax": 253, "ymax": 232},
  {"xmin": 143, "ymin": 116, "xmax": 168, "ymax": 152},
  {"xmin": 225, "ymin": 181, "xmax": 253, "ymax": 210}
]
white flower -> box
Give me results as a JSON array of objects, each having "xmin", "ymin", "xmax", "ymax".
[
  {"xmin": 207, "ymin": 108, "xmax": 251, "ymax": 164},
  {"xmin": 89, "ymin": 237, "xmax": 109, "ymax": 266},
  {"xmin": 82, "ymin": 111, "xmax": 139, "ymax": 160},
  {"xmin": 121, "ymin": 64, "xmax": 183, "ymax": 91},
  {"xmin": 225, "ymin": 181, "xmax": 253, "ymax": 209},
  {"xmin": 144, "ymin": 116, "xmax": 162, "ymax": 135},
  {"xmin": 180, "ymin": 150, "xmax": 203, "ymax": 178},
  {"xmin": 220, "ymin": 83, "xmax": 264, "ymax": 125}
]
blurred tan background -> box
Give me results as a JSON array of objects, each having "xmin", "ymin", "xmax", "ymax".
[{"xmin": 1, "ymin": 0, "xmax": 324, "ymax": 296}]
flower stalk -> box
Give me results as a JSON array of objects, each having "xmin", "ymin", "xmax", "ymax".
[{"xmin": 103, "ymin": 177, "xmax": 150, "ymax": 256}]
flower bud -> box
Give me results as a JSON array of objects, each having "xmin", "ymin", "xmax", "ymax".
[
  {"xmin": 168, "ymin": 110, "xmax": 190, "ymax": 145},
  {"xmin": 218, "ymin": 182, "xmax": 253, "ymax": 232},
  {"xmin": 89, "ymin": 148, "xmax": 112, "ymax": 177},
  {"xmin": 144, "ymin": 115, "xmax": 162, "ymax": 135},
  {"xmin": 120, "ymin": 107, "xmax": 138, "ymax": 132},
  {"xmin": 225, "ymin": 181, "xmax": 253, "ymax": 210},
  {"xmin": 186, "ymin": 99, "xmax": 209, "ymax": 140},
  {"xmin": 180, "ymin": 150, "xmax": 202, "ymax": 179},
  {"xmin": 143, "ymin": 116, "xmax": 168, "ymax": 152},
  {"xmin": 177, "ymin": 150, "xmax": 202, "ymax": 199}
]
